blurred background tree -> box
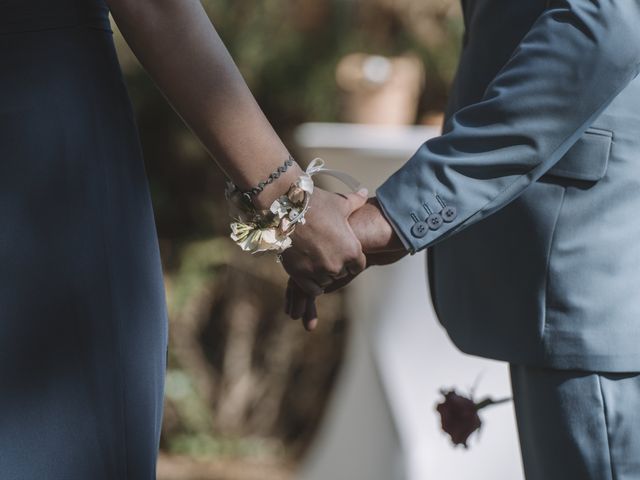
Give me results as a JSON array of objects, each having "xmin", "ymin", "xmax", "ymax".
[{"xmin": 112, "ymin": 0, "xmax": 462, "ymax": 477}]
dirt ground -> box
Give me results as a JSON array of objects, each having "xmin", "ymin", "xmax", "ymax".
[{"xmin": 157, "ymin": 453, "xmax": 294, "ymax": 480}]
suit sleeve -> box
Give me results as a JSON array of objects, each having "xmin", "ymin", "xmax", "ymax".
[{"xmin": 376, "ymin": 0, "xmax": 640, "ymax": 253}]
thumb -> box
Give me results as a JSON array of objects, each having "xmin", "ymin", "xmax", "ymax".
[{"xmin": 342, "ymin": 188, "xmax": 369, "ymax": 215}]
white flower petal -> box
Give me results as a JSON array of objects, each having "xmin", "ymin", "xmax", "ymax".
[{"xmin": 298, "ymin": 175, "xmax": 314, "ymax": 194}]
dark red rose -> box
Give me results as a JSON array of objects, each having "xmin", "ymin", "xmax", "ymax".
[
  {"xmin": 436, "ymin": 389, "xmax": 482, "ymax": 448},
  {"xmin": 436, "ymin": 388, "xmax": 511, "ymax": 448}
]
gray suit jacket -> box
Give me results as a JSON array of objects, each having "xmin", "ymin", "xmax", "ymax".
[{"xmin": 376, "ymin": 0, "xmax": 640, "ymax": 371}]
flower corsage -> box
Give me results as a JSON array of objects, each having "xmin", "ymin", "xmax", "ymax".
[
  {"xmin": 226, "ymin": 158, "xmax": 361, "ymax": 258},
  {"xmin": 226, "ymin": 172, "xmax": 313, "ymax": 255}
]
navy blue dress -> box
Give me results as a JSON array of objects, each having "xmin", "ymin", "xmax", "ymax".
[{"xmin": 0, "ymin": 1, "xmax": 168, "ymax": 477}]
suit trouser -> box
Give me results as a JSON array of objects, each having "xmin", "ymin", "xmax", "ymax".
[{"xmin": 509, "ymin": 364, "xmax": 640, "ymax": 480}]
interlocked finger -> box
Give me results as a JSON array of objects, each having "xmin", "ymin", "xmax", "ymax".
[{"xmin": 302, "ymin": 297, "xmax": 318, "ymax": 331}]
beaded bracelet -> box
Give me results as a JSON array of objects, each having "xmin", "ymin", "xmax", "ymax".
[{"xmin": 239, "ymin": 155, "xmax": 295, "ymax": 204}]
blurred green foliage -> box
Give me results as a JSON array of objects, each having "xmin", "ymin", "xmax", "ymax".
[{"xmin": 202, "ymin": 0, "xmax": 463, "ymax": 131}]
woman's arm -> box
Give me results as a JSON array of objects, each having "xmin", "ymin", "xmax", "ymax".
[
  {"xmin": 107, "ymin": 0, "xmax": 367, "ymax": 298},
  {"xmin": 107, "ymin": 0, "xmax": 296, "ymax": 205}
]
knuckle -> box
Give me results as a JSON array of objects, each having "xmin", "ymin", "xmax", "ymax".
[
  {"xmin": 348, "ymin": 246, "xmax": 363, "ymax": 263},
  {"xmin": 311, "ymin": 256, "xmax": 332, "ymax": 273},
  {"xmin": 324, "ymin": 262, "xmax": 344, "ymax": 277},
  {"xmin": 348, "ymin": 255, "xmax": 366, "ymax": 272},
  {"xmin": 350, "ymin": 262, "xmax": 365, "ymax": 275}
]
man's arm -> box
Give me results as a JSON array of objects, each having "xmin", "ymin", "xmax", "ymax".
[
  {"xmin": 287, "ymin": 0, "xmax": 640, "ymax": 327},
  {"xmin": 377, "ymin": 0, "xmax": 640, "ymax": 252}
]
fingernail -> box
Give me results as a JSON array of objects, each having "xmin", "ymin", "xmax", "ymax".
[{"xmin": 357, "ymin": 188, "xmax": 369, "ymax": 197}]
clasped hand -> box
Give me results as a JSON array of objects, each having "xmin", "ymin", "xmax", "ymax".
[{"xmin": 280, "ymin": 188, "xmax": 406, "ymax": 330}]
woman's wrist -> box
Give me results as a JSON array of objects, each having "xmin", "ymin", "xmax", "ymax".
[
  {"xmin": 226, "ymin": 160, "xmax": 314, "ymax": 256},
  {"xmin": 250, "ymin": 161, "xmax": 306, "ymax": 210},
  {"xmin": 226, "ymin": 156, "xmax": 365, "ymax": 258}
]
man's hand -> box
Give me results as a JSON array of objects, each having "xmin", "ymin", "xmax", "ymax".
[
  {"xmin": 321, "ymin": 197, "xmax": 407, "ymax": 292},
  {"xmin": 285, "ymin": 196, "xmax": 407, "ymax": 331},
  {"xmin": 349, "ymin": 197, "xmax": 405, "ymax": 253}
]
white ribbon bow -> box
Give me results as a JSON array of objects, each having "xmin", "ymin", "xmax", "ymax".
[{"xmin": 305, "ymin": 158, "xmax": 362, "ymax": 192}]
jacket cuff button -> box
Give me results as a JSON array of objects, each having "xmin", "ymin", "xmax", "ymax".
[
  {"xmin": 428, "ymin": 213, "xmax": 443, "ymax": 230},
  {"xmin": 411, "ymin": 221, "xmax": 429, "ymax": 238},
  {"xmin": 442, "ymin": 206, "xmax": 457, "ymax": 222}
]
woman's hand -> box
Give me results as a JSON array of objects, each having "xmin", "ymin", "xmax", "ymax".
[
  {"xmin": 280, "ymin": 187, "xmax": 368, "ymax": 298},
  {"xmin": 285, "ymin": 196, "xmax": 407, "ymax": 330},
  {"xmin": 285, "ymin": 249, "xmax": 408, "ymax": 330}
]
